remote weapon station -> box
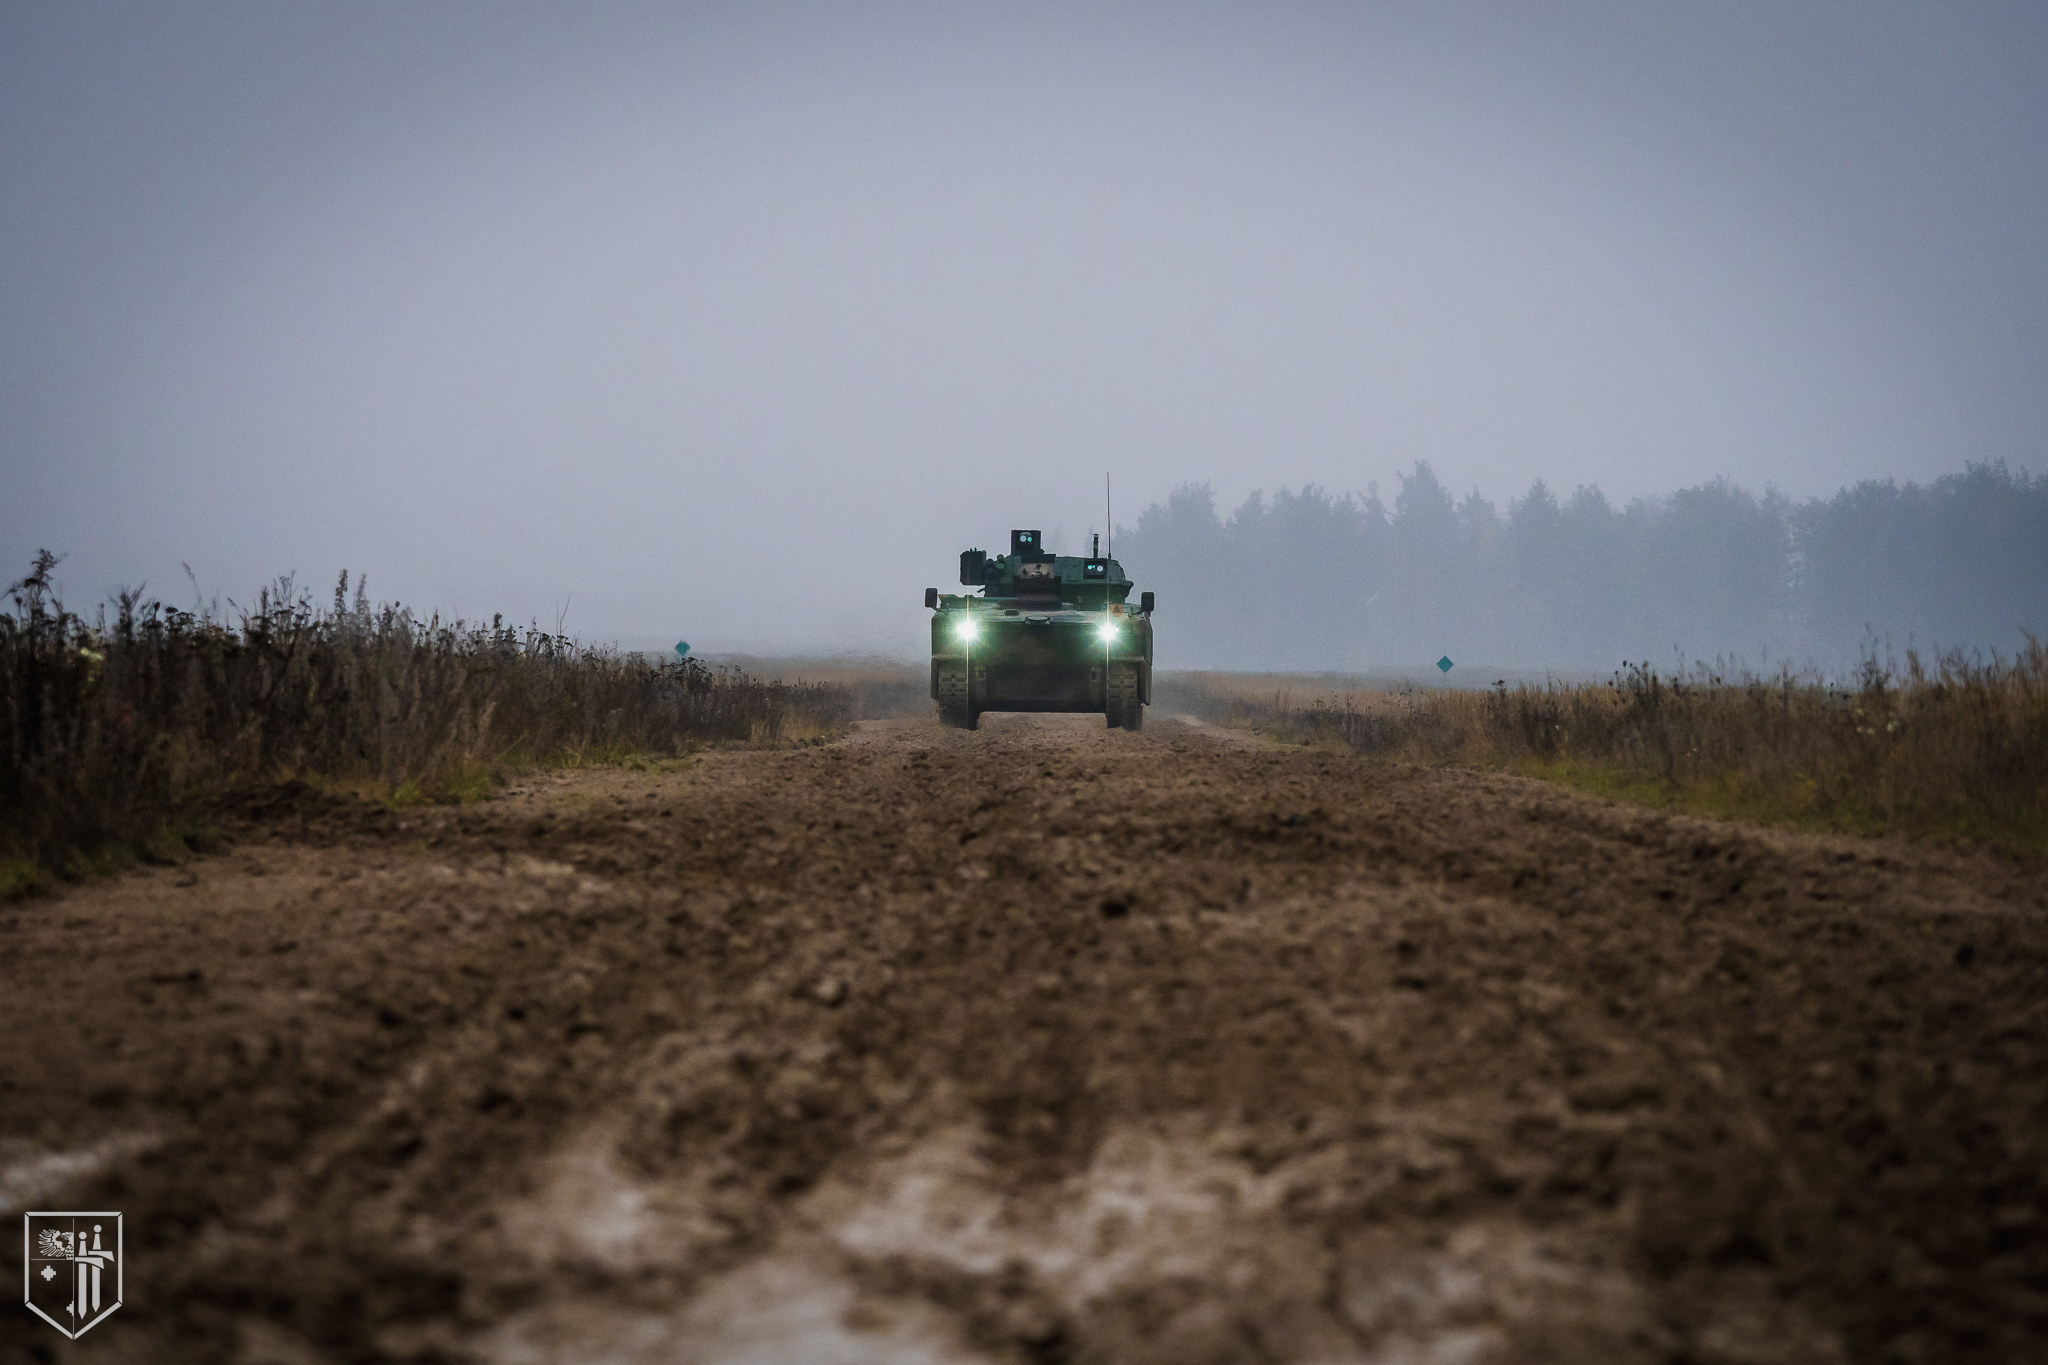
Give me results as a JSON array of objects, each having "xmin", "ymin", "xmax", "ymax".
[{"xmin": 925, "ymin": 528, "xmax": 1155, "ymax": 731}]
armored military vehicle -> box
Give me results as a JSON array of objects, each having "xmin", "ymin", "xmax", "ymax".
[{"xmin": 924, "ymin": 529, "xmax": 1155, "ymax": 731}]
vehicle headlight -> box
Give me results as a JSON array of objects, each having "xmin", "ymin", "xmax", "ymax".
[
  {"xmin": 1096, "ymin": 621, "xmax": 1120, "ymax": 644},
  {"xmin": 954, "ymin": 617, "xmax": 980, "ymax": 642}
]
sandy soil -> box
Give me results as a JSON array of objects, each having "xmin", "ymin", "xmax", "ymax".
[{"xmin": 3, "ymin": 713, "xmax": 2045, "ymax": 1364}]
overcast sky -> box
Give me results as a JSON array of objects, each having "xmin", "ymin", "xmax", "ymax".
[{"xmin": 4, "ymin": 2, "xmax": 2043, "ymax": 653}]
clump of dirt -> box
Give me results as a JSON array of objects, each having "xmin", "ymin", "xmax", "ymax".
[{"xmin": 2, "ymin": 714, "xmax": 2043, "ymax": 1363}]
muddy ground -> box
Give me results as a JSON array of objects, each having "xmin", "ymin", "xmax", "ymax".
[{"xmin": 2, "ymin": 713, "xmax": 2045, "ymax": 1364}]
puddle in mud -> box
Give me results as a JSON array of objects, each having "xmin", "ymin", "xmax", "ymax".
[
  {"xmin": 479, "ymin": 1257, "xmax": 982, "ymax": 1365},
  {"xmin": 493, "ymin": 1128, "xmax": 731, "ymax": 1274},
  {"xmin": 0, "ymin": 1131, "xmax": 160, "ymax": 1215},
  {"xmin": 472, "ymin": 1121, "xmax": 1686, "ymax": 1365}
]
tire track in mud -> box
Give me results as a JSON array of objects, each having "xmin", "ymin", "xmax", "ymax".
[{"xmin": 2, "ymin": 713, "xmax": 2044, "ymax": 1364}]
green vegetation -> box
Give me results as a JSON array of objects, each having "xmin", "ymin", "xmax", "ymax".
[
  {"xmin": 1163, "ymin": 645, "xmax": 2048, "ymax": 854},
  {"xmin": 1, "ymin": 552, "xmax": 851, "ymax": 885}
]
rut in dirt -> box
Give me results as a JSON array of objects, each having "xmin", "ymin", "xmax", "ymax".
[{"xmin": 2, "ymin": 713, "xmax": 2044, "ymax": 1364}]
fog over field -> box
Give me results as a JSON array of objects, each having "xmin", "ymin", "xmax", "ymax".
[
  {"xmin": 4, "ymin": 3, "xmax": 2044, "ymax": 663},
  {"xmin": 1123, "ymin": 463, "xmax": 2048, "ymax": 673}
]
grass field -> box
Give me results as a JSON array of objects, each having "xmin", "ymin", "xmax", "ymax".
[
  {"xmin": 1160, "ymin": 645, "xmax": 2048, "ymax": 855},
  {"xmin": 1, "ymin": 555, "xmax": 854, "ymax": 889},
  {"xmin": 10, "ymin": 542, "xmax": 2041, "ymax": 891}
]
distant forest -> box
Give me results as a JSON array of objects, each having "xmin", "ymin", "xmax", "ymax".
[{"xmin": 1115, "ymin": 462, "xmax": 2048, "ymax": 675}]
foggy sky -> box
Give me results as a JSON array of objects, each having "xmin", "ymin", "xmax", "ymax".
[{"xmin": 5, "ymin": 2, "xmax": 2044, "ymax": 657}]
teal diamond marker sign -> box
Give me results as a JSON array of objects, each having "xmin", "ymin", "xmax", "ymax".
[{"xmin": 1437, "ymin": 655, "xmax": 1454, "ymax": 673}]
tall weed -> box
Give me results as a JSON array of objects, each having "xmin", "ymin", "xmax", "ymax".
[
  {"xmin": 1, "ymin": 553, "xmax": 850, "ymax": 873},
  {"xmin": 1163, "ymin": 646, "xmax": 2048, "ymax": 852}
]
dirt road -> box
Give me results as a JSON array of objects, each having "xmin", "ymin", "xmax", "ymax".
[{"xmin": 3, "ymin": 714, "xmax": 2044, "ymax": 1364}]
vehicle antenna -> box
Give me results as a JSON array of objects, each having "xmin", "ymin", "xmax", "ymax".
[{"xmin": 1106, "ymin": 474, "xmax": 1112, "ymax": 560}]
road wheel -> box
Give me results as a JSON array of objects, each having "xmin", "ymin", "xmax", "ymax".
[
  {"xmin": 1107, "ymin": 663, "xmax": 1142, "ymax": 732},
  {"xmin": 936, "ymin": 664, "xmax": 974, "ymax": 729}
]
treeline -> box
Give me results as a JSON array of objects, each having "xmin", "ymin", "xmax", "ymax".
[
  {"xmin": 2, "ymin": 554, "xmax": 850, "ymax": 881},
  {"xmin": 1118, "ymin": 462, "xmax": 2048, "ymax": 673}
]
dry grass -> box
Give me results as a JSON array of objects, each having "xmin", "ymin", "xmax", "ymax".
[
  {"xmin": 1161, "ymin": 645, "xmax": 2048, "ymax": 855},
  {"xmin": 1, "ymin": 554, "xmax": 853, "ymax": 885}
]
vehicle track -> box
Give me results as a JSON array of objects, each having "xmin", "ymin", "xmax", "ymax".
[{"xmin": 3, "ymin": 713, "xmax": 2044, "ymax": 1363}]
